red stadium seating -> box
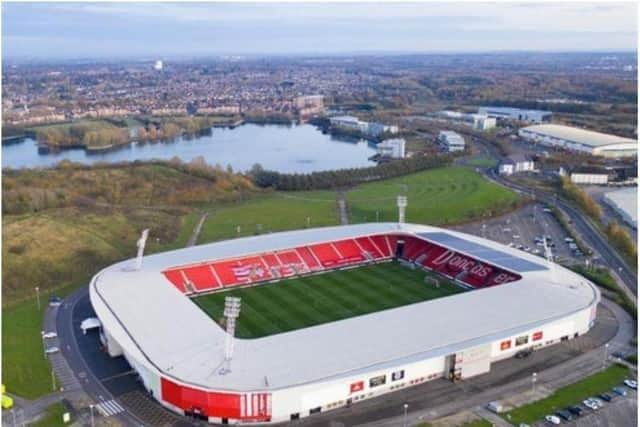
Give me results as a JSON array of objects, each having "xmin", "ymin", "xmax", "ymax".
[
  {"xmin": 308, "ymin": 243, "xmax": 342, "ymax": 267},
  {"xmin": 163, "ymin": 233, "xmax": 522, "ymax": 296},
  {"xmin": 333, "ymin": 239, "xmax": 366, "ymax": 263},
  {"xmin": 183, "ymin": 265, "xmax": 221, "ymax": 291},
  {"xmin": 355, "ymin": 236, "xmax": 385, "ymax": 259},
  {"xmin": 163, "ymin": 269, "xmax": 188, "ymax": 293},
  {"xmin": 295, "ymin": 247, "xmax": 321, "ymax": 270}
]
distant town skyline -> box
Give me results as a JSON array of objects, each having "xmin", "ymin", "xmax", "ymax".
[{"xmin": 2, "ymin": 2, "xmax": 638, "ymax": 60}]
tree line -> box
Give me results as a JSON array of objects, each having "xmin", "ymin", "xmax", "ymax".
[{"xmin": 249, "ymin": 154, "xmax": 453, "ymax": 191}]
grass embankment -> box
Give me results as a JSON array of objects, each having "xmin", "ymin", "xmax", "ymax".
[
  {"xmin": 503, "ymin": 364, "xmax": 630, "ymax": 425},
  {"xmin": 2, "ymin": 161, "xmax": 256, "ymax": 397},
  {"xmin": 30, "ymin": 402, "xmax": 68, "ymax": 427},
  {"xmin": 197, "ymin": 191, "xmax": 340, "ymax": 243},
  {"xmin": 573, "ymin": 266, "xmax": 636, "ymax": 320},
  {"xmin": 194, "ymin": 262, "xmax": 463, "ymax": 338},
  {"xmin": 347, "ymin": 167, "xmax": 521, "ymax": 225}
]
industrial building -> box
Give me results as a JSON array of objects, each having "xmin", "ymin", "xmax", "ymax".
[
  {"xmin": 498, "ymin": 154, "xmax": 535, "ymax": 176},
  {"xmin": 329, "ymin": 116, "xmax": 398, "ymax": 138},
  {"xmin": 437, "ymin": 111, "xmax": 496, "ymax": 131},
  {"xmin": 478, "ymin": 106, "xmax": 552, "ymax": 123},
  {"xmin": 604, "ymin": 187, "xmax": 637, "ymax": 228},
  {"xmin": 91, "ymin": 223, "xmax": 599, "ymax": 424},
  {"xmin": 438, "ymin": 131, "xmax": 465, "ymax": 152},
  {"xmin": 519, "ymin": 124, "xmax": 638, "ymax": 158},
  {"xmin": 376, "ymin": 138, "xmax": 406, "ymax": 159}
]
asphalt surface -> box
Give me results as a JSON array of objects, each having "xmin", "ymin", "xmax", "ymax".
[{"xmin": 53, "ymin": 283, "xmax": 628, "ymax": 427}]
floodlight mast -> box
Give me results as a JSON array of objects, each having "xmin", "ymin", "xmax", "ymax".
[
  {"xmin": 220, "ymin": 296, "xmax": 242, "ymax": 374},
  {"xmin": 134, "ymin": 229, "xmax": 149, "ymax": 270},
  {"xmin": 397, "ymin": 196, "xmax": 408, "ymax": 225},
  {"xmin": 543, "ymin": 238, "xmax": 557, "ymax": 282}
]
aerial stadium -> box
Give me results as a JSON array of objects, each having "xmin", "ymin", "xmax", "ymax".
[{"xmin": 90, "ymin": 205, "xmax": 600, "ymax": 424}]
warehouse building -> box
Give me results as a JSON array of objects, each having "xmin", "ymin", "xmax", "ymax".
[
  {"xmin": 519, "ymin": 124, "xmax": 638, "ymax": 158},
  {"xmin": 438, "ymin": 131, "xmax": 465, "ymax": 152},
  {"xmin": 604, "ymin": 187, "xmax": 637, "ymax": 229},
  {"xmin": 376, "ymin": 138, "xmax": 406, "ymax": 159},
  {"xmin": 478, "ymin": 106, "xmax": 552, "ymax": 123},
  {"xmin": 498, "ymin": 154, "xmax": 535, "ymax": 176}
]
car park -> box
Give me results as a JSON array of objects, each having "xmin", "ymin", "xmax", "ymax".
[
  {"xmin": 613, "ymin": 387, "xmax": 627, "ymax": 396},
  {"xmin": 545, "ymin": 415, "xmax": 561, "ymax": 425},
  {"xmin": 598, "ymin": 393, "xmax": 612, "ymax": 402},
  {"xmin": 623, "ymin": 379, "xmax": 637, "ymax": 389}
]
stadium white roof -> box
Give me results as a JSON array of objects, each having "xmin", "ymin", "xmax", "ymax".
[
  {"xmin": 522, "ymin": 124, "xmax": 637, "ymax": 148},
  {"xmin": 91, "ymin": 223, "xmax": 599, "ymax": 392}
]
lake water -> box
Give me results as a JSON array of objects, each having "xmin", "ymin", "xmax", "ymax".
[{"xmin": 2, "ymin": 123, "xmax": 378, "ymax": 173}]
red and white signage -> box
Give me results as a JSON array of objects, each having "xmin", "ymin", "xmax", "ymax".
[
  {"xmin": 500, "ymin": 340, "xmax": 511, "ymax": 350},
  {"xmin": 532, "ymin": 331, "xmax": 543, "ymax": 341},
  {"xmin": 350, "ymin": 381, "xmax": 364, "ymax": 393}
]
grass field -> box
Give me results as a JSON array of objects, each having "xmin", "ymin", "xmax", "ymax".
[
  {"xmin": 194, "ymin": 262, "xmax": 464, "ymax": 338},
  {"xmin": 503, "ymin": 364, "xmax": 630, "ymax": 425},
  {"xmin": 346, "ymin": 167, "xmax": 520, "ymax": 225},
  {"xmin": 197, "ymin": 191, "xmax": 339, "ymax": 243}
]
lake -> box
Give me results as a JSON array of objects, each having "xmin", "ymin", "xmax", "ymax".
[{"xmin": 1, "ymin": 123, "xmax": 378, "ymax": 173}]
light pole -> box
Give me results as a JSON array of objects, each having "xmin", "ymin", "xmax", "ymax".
[
  {"xmin": 35, "ymin": 286, "xmax": 40, "ymax": 310},
  {"xmin": 89, "ymin": 404, "xmax": 95, "ymax": 427},
  {"xmin": 403, "ymin": 403, "xmax": 408, "ymax": 427},
  {"xmin": 41, "ymin": 330, "xmax": 46, "ymax": 359},
  {"xmin": 532, "ymin": 372, "xmax": 537, "ymax": 394},
  {"xmin": 306, "ymin": 217, "xmax": 311, "ymax": 228},
  {"xmin": 603, "ymin": 343, "xmax": 609, "ymax": 371},
  {"xmin": 51, "ymin": 369, "xmax": 56, "ymax": 391}
]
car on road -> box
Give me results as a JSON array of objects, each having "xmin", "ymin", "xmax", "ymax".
[
  {"xmin": 44, "ymin": 346, "xmax": 60, "ymax": 355},
  {"xmin": 611, "ymin": 351, "xmax": 627, "ymax": 359},
  {"xmin": 545, "ymin": 414, "xmax": 561, "ymax": 425},
  {"xmin": 623, "ymin": 379, "xmax": 637, "ymax": 389},
  {"xmin": 49, "ymin": 296, "xmax": 63, "ymax": 307},
  {"xmin": 555, "ymin": 410, "xmax": 573, "ymax": 422},
  {"xmin": 543, "ymin": 208, "xmax": 552, "ymax": 213},
  {"xmin": 567, "ymin": 406, "xmax": 583, "ymax": 417},
  {"xmin": 598, "ymin": 393, "xmax": 613, "ymax": 402},
  {"xmin": 42, "ymin": 332, "xmax": 57, "ymax": 339},
  {"xmin": 564, "ymin": 237, "xmax": 574, "ymax": 243},
  {"xmin": 583, "ymin": 399, "xmax": 599, "ymax": 410},
  {"xmin": 613, "ymin": 387, "xmax": 627, "ymax": 396},
  {"xmin": 515, "ymin": 349, "xmax": 533, "ymax": 359}
]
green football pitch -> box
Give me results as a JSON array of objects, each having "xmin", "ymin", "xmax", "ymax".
[{"xmin": 193, "ymin": 261, "xmax": 465, "ymax": 338}]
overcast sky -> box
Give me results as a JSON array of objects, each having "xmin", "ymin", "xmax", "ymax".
[{"xmin": 2, "ymin": 2, "xmax": 637, "ymax": 59}]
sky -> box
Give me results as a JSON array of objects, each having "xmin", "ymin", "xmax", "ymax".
[{"xmin": 2, "ymin": 2, "xmax": 638, "ymax": 60}]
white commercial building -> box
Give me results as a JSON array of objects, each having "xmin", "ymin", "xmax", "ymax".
[
  {"xmin": 330, "ymin": 116, "xmax": 398, "ymax": 138},
  {"xmin": 479, "ymin": 106, "xmax": 552, "ymax": 123},
  {"xmin": 438, "ymin": 131, "xmax": 465, "ymax": 152},
  {"xmin": 519, "ymin": 124, "xmax": 638, "ymax": 158},
  {"xmin": 91, "ymin": 223, "xmax": 599, "ymax": 424},
  {"xmin": 376, "ymin": 138, "xmax": 406, "ymax": 159},
  {"xmin": 498, "ymin": 154, "xmax": 535, "ymax": 176},
  {"xmin": 437, "ymin": 111, "xmax": 496, "ymax": 131},
  {"xmin": 603, "ymin": 187, "xmax": 637, "ymax": 228}
]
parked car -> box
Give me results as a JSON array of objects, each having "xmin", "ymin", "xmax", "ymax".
[
  {"xmin": 598, "ymin": 393, "xmax": 613, "ymax": 402},
  {"xmin": 543, "ymin": 208, "xmax": 552, "ymax": 213},
  {"xmin": 623, "ymin": 379, "xmax": 637, "ymax": 389},
  {"xmin": 545, "ymin": 415, "xmax": 561, "ymax": 425},
  {"xmin": 555, "ymin": 410, "xmax": 573, "ymax": 422},
  {"xmin": 583, "ymin": 399, "xmax": 599, "ymax": 410},
  {"xmin": 44, "ymin": 346, "xmax": 60, "ymax": 355},
  {"xmin": 42, "ymin": 332, "xmax": 57, "ymax": 339},
  {"xmin": 567, "ymin": 406, "xmax": 583, "ymax": 417},
  {"xmin": 613, "ymin": 386, "xmax": 627, "ymax": 396},
  {"xmin": 515, "ymin": 349, "xmax": 533, "ymax": 359},
  {"xmin": 612, "ymin": 351, "xmax": 627, "ymax": 359}
]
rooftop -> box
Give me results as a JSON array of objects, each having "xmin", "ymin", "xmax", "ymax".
[{"xmin": 522, "ymin": 124, "xmax": 637, "ymax": 148}]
